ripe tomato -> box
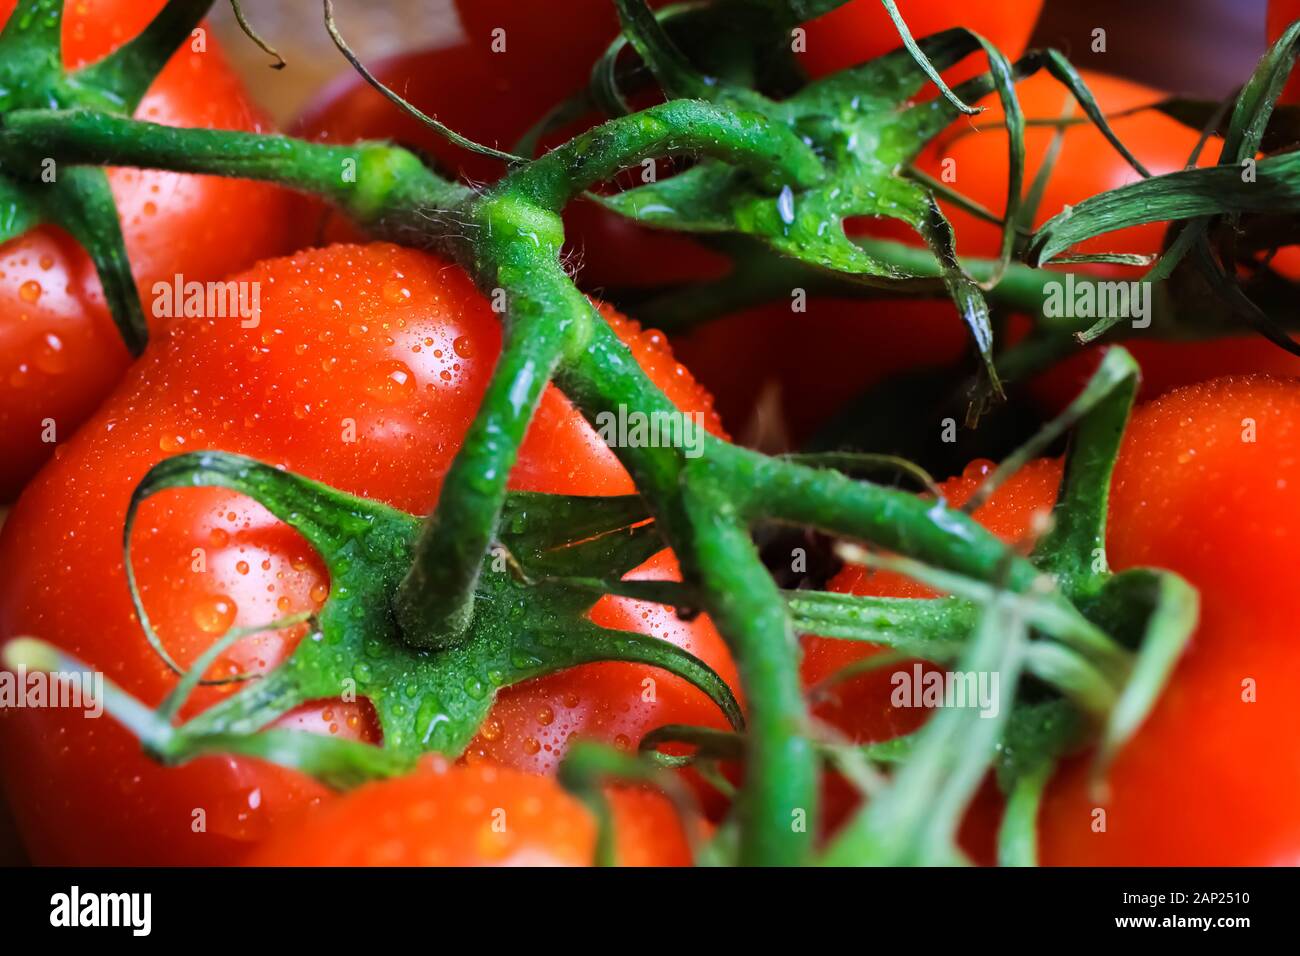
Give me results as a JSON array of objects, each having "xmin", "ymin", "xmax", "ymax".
[
  {"xmin": 920, "ymin": 70, "xmax": 1208, "ymax": 260},
  {"xmin": 0, "ymin": 242, "xmax": 736, "ymax": 864},
  {"xmin": 672, "ymin": 298, "xmax": 968, "ymax": 448},
  {"xmin": 914, "ymin": 69, "xmax": 1300, "ymax": 408},
  {"xmin": 803, "ymin": 457, "xmax": 1063, "ymax": 744},
  {"xmin": 798, "ymin": 0, "xmax": 1043, "ymax": 83},
  {"xmin": 817, "ymin": 375, "xmax": 1300, "ymax": 864},
  {"xmin": 0, "ymin": 0, "xmax": 301, "ymax": 500},
  {"xmin": 249, "ymin": 760, "xmax": 692, "ymax": 866},
  {"xmin": 1040, "ymin": 376, "xmax": 1300, "ymax": 865},
  {"xmin": 1268, "ymin": 0, "xmax": 1300, "ymax": 104},
  {"xmin": 451, "ymin": 0, "xmax": 662, "ymax": 101}
]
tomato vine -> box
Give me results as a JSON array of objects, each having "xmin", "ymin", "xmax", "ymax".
[{"xmin": 3, "ymin": 0, "xmax": 1298, "ymax": 866}]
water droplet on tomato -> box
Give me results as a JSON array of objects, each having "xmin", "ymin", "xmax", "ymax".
[
  {"xmin": 193, "ymin": 596, "xmax": 237, "ymax": 634},
  {"xmin": 34, "ymin": 333, "xmax": 67, "ymax": 374},
  {"xmin": 382, "ymin": 279, "xmax": 411, "ymax": 305},
  {"xmin": 18, "ymin": 280, "xmax": 41, "ymax": 304},
  {"xmin": 364, "ymin": 360, "xmax": 415, "ymax": 403}
]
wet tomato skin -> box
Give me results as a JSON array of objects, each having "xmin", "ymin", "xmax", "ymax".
[
  {"xmin": 249, "ymin": 760, "xmax": 692, "ymax": 866},
  {"xmin": 817, "ymin": 376, "xmax": 1300, "ymax": 864},
  {"xmin": 0, "ymin": 0, "xmax": 301, "ymax": 499},
  {"xmin": 1041, "ymin": 376, "xmax": 1300, "ymax": 865},
  {"xmin": 0, "ymin": 243, "xmax": 735, "ymax": 864}
]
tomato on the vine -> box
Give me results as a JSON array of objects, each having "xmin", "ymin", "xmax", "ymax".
[
  {"xmin": 1040, "ymin": 376, "xmax": 1300, "ymax": 865},
  {"xmin": 249, "ymin": 760, "xmax": 692, "ymax": 866},
  {"xmin": 798, "ymin": 0, "xmax": 1044, "ymax": 84},
  {"xmin": 896, "ymin": 69, "xmax": 1300, "ymax": 411},
  {"xmin": 0, "ymin": 0, "xmax": 301, "ymax": 499},
  {"xmin": 802, "ymin": 457, "xmax": 1062, "ymax": 843},
  {"xmin": 0, "ymin": 242, "xmax": 737, "ymax": 864},
  {"xmin": 816, "ymin": 375, "xmax": 1300, "ymax": 864}
]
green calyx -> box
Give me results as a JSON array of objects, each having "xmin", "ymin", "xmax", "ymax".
[{"xmin": 55, "ymin": 450, "xmax": 741, "ymax": 785}]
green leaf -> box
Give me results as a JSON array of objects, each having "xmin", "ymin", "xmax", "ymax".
[{"xmin": 1156, "ymin": 97, "xmax": 1300, "ymax": 154}]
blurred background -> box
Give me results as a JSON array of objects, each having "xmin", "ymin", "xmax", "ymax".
[
  {"xmin": 209, "ymin": 0, "xmax": 1272, "ymax": 123},
  {"xmin": 0, "ymin": 0, "xmax": 1281, "ymax": 866}
]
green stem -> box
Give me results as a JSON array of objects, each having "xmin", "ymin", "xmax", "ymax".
[
  {"xmin": 723, "ymin": 444, "xmax": 1045, "ymax": 593},
  {"xmin": 680, "ymin": 472, "xmax": 816, "ymax": 866},
  {"xmin": 499, "ymin": 98, "xmax": 825, "ymax": 210},
  {"xmin": 0, "ymin": 109, "xmax": 469, "ymax": 238},
  {"xmin": 395, "ymin": 247, "xmax": 588, "ymax": 647}
]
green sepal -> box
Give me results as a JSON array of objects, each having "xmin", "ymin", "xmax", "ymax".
[
  {"xmin": 820, "ymin": 594, "xmax": 1028, "ymax": 866},
  {"xmin": 117, "ymin": 452, "xmax": 741, "ymax": 785},
  {"xmin": 0, "ymin": 174, "xmax": 42, "ymax": 243},
  {"xmin": 43, "ymin": 167, "xmax": 149, "ymax": 355},
  {"xmin": 0, "ymin": 0, "xmax": 64, "ymax": 95}
]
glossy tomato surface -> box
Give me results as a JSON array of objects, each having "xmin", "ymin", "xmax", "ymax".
[
  {"xmin": 798, "ymin": 0, "xmax": 1043, "ymax": 83},
  {"xmin": 819, "ymin": 375, "xmax": 1300, "ymax": 864},
  {"xmin": 0, "ymin": 0, "xmax": 301, "ymax": 499},
  {"xmin": 249, "ymin": 760, "xmax": 692, "ymax": 866},
  {"xmin": 0, "ymin": 242, "xmax": 736, "ymax": 864},
  {"xmin": 1040, "ymin": 376, "xmax": 1300, "ymax": 865}
]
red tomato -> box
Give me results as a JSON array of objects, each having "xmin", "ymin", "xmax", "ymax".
[
  {"xmin": 912, "ymin": 70, "xmax": 1300, "ymax": 408},
  {"xmin": 804, "ymin": 457, "xmax": 1061, "ymax": 742},
  {"xmin": 1268, "ymin": 0, "xmax": 1300, "ymax": 104},
  {"xmin": 0, "ymin": 242, "xmax": 736, "ymax": 864},
  {"xmin": 451, "ymin": 0, "xmax": 659, "ymax": 101},
  {"xmin": 1041, "ymin": 376, "xmax": 1300, "ymax": 865},
  {"xmin": 798, "ymin": 0, "xmax": 1043, "ymax": 84},
  {"xmin": 0, "ymin": 0, "xmax": 301, "ymax": 500},
  {"xmin": 672, "ymin": 298, "xmax": 969, "ymax": 447},
  {"xmin": 819, "ymin": 375, "xmax": 1300, "ymax": 864},
  {"xmin": 920, "ymin": 70, "xmax": 1209, "ymax": 260},
  {"xmin": 249, "ymin": 760, "xmax": 692, "ymax": 866}
]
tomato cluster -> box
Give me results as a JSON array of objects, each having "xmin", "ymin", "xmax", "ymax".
[{"xmin": 0, "ymin": 0, "xmax": 1297, "ymax": 868}]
